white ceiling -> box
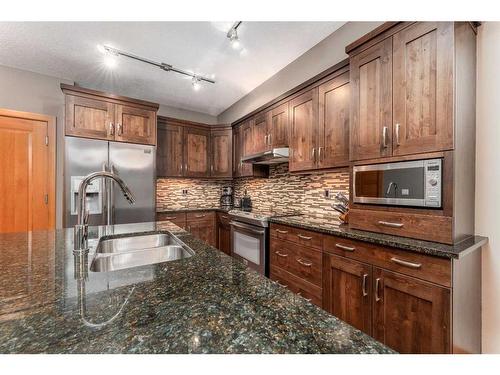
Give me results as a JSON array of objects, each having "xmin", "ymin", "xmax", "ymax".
[{"xmin": 0, "ymin": 22, "xmax": 344, "ymax": 116}]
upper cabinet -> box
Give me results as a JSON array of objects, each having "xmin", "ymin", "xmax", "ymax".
[
  {"xmin": 252, "ymin": 111, "xmax": 268, "ymax": 154},
  {"xmin": 156, "ymin": 117, "xmax": 233, "ymax": 179},
  {"xmin": 289, "ymin": 69, "xmax": 350, "ymax": 172},
  {"xmin": 348, "ymin": 22, "xmax": 458, "ymax": 161},
  {"xmin": 268, "ymin": 102, "xmax": 289, "ymax": 149},
  {"xmin": 61, "ymin": 84, "xmax": 158, "ymax": 145}
]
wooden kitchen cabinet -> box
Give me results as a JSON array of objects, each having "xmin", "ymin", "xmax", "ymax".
[
  {"xmin": 372, "ymin": 267, "xmax": 451, "ymax": 354},
  {"xmin": 318, "ymin": 71, "xmax": 350, "ymax": 168},
  {"xmin": 62, "ymin": 84, "xmax": 159, "ymax": 145},
  {"xmin": 232, "ymin": 122, "xmax": 267, "ymax": 178},
  {"xmin": 210, "ymin": 128, "xmax": 232, "ymax": 178},
  {"xmin": 114, "ymin": 104, "xmax": 156, "ymax": 145},
  {"xmin": 156, "ymin": 212, "xmax": 187, "ymax": 229},
  {"xmin": 252, "ymin": 111, "xmax": 268, "ymax": 154},
  {"xmin": 289, "ymin": 88, "xmax": 318, "ymax": 172},
  {"xmin": 392, "ymin": 22, "xmax": 454, "ymax": 156},
  {"xmin": 186, "ymin": 211, "xmax": 216, "ymax": 247},
  {"xmin": 322, "ymin": 253, "xmax": 373, "ymax": 335},
  {"xmin": 216, "ymin": 212, "xmax": 231, "ymax": 255},
  {"xmin": 349, "ymin": 37, "xmax": 393, "ymax": 161},
  {"xmin": 267, "ymin": 102, "xmax": 289, "ymax": 149},
  {"xmin": 183, "ymin": 126, "xmax": 210, "ymax": 178},
  {"xmin": 157, "ymin": 121, "xmax": 183, "ymax": 177}
]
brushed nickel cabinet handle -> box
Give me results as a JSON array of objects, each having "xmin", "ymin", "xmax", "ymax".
[
  {"xmin": 297, "ymin": 258, "xmax": 312, "ymax": 267},
  {"xmin": 297, "ymin": 292, "xmax": 312, "ymax": 302},
  {"xmin": 297, "ymin": 234, "xmax": 312, "ymax": 240},
  {"xmin": 195, "ymin": 214, "xmax": 206, "ymax": 218},
  {"xmin": 221, "ymin": 215, "xmax": 229, "ymax": 219},
  {"xmin": 382, "ymin": 126, "xmax": 388, "ymax": 148},
  {"xmin": 378, "ymin": 220, "xmax": 404, "ymax": 228},
  {"xmin": 335, "ymin": 243, "xmax": 355, "ymax": 252},
  {"xmin": 390, "ymin": 257, "xmax": 422, "ymax": 269},
  {"xmin": 362, "ymin": 273, "xmax": 368, "ymax": 297},
  {"xmin": 275, "ymin": 229, "xmax": 288, "ymax": 234},
  {"xmin": 375, "ymin": 277, "xmax": 382, "ymax": 302},
  {"xmin": 276, "ymin": 281, "xmax": 287, "ymax": 288},
  {"xmin": 109, "ymin": 122, "xmax": 115, "ymax": 136},
  {"xmin": 395, "ymin": 123, "xmax": 400, "ymax": 146},
  {"xmin": 268, "ymin": 133, "xmax": 272, "ymax": 146},
  {"xmin": 264, "ymin": 134, "xmax": 267, "ymax": 145},
  {"xmin": 163, "ymin": 216, "xmax": 177, "ymax": 220},
  {"xmin": 275, "ymin": 251, "xmax": 289, "ymax": 258},
  {"xmin": 311, "ymin": 147, "xmax": 316, "ymax": 162},
  {"xmin": 117, "ymin": 123, "xmax": 123, "ymax": 135},
  {"xmin": 318, "ymin": 146, "xmax": 323, "ymax": 162}
]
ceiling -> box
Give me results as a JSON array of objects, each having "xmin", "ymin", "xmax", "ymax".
[{"xmin": 0, "ymin": 22, "xmax": 344, "ymax": 116}]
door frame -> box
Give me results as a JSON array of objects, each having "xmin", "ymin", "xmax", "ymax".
[{"xmin": 0, "ymin": 108, "xmax": 56, "ymax": 229}]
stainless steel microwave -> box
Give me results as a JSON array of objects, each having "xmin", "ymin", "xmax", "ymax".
[{"xmin": 353, "ymin": 158, "xmax": 442, "ymax": 208}]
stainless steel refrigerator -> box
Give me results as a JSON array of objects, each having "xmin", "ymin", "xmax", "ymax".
[{"xmin": 64, "ymin": 137, "xmax": 156, "ymax": 228}]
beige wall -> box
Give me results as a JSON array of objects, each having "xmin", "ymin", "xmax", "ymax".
[
  {"xmin": 217, "ymin": 21, "xmax": 383, "ymax": 124},
  {"xmin": 158, "ymin": 104, "xmax": 218, "ymax": 125},
  {"xmin": 476, "ymin": 21, "xmax": 500, "ymax": 353}
]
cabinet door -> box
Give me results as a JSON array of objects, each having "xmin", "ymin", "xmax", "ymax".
[
  {"xmin": 210, "ymin": 129, "xmax": 232, "ymax": 177},
  {"xmin": 65, "ymin": 95, "xmax": 115, "ymax": 140},
  {"xmin": 322, "ymin": 254, "xmax": 372, "ymax": 335},
  {"xmin": 115, "ymin": 105, "xmax": 156, "ymax": 145},
  {"xmin": 252, "ymin": 112, "xmax": 269, "ymax": 154},
  {"xmin": 350, "ymin": 38, "xmax": 393, "ymax": 161},
  {"xmin": 184, "ymin": 126, "xmax": 210, "ymax": 177},
  {"xmin": 289, "ymin": 88, "xmax": 319, "ymax": 172},
  {"xmin": 156, "ymin": 123, "xmax": 183, "ymax": 177},
  {"xmin": 373, "ymin": 267, "xmax": 451, "ymax": 353},
  {"xmin": 268, "ymin": 102, "xmax": 289, "ymax": 148},
  {"xmin": 232, "ymin": 126, "xmax": 241, "ymax": 177},
  {"xmin": 318, "ymin": 71, "xmax": 350, "ymax": 168},
  {"xmin": 239, "ymin": 121, "xmax": 254, "ymax": 177},
  {"xmin": 392, "ymin": 22, "xmax": 454, "ymax": 156},
  {"xmin": 217, "ymin": 223, "xmax": 231, "ymax": 255},
  {"xmin": 188, "ymin": 220, "xmax": 216, "ymax": 247}
]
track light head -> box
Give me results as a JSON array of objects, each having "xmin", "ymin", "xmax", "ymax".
[
  {"xmin": 192, "ymin": 76, "xmax": 201, "ymax": 91},
  {"xmin": 227, "ymin": 22, "xmax": 242, "ymax": 50}
]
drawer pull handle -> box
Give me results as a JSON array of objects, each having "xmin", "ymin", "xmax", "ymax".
[
  {"xmin": 275, "ymin": 229, "xmax": 288, "ymax": 234},
  {"xmin": 275, "ymin": 251, "xmax": 289, "ymax": 258},
  {"xmin": 375, "ymin": 278, "xmax": 382, "ymax": 302},
  {"xmin": 362, "ymin": 273, "xmax": 368, "ymax": 297},
  {"xmin": 163, "ymin": 216, "xmax": 177, "ymax": 220},
  {"xmin": 276, "ymin": 281, "xmax": 287, "ymax": 288},
  {"xmin": 378, "ymin": 220, "xmax": 404, "ymax": 228},
  {"xmin": 221, "ymin": 215, "xmax": 229, "ymax": 219},
  {"xmin": 297, "ymin": 258, "xmax": 312, "ymax": 267},
  {"xmin": 297, "ymin": 292, "xmax": 312, "ymax": 302},
  {"xmin": 195, "ymin": 214, "xmax": 206, "ymax": 218},
  {"xmin": 297, "ymin": 234, "xmax": 312, "ymax": 240},
  {"xmin": 390, "ymin": 257, "xmax": 422, "ymax": 269},
  {"xmin": 335, "ymin": 243, "xmax": 355, "ymax": 252}
]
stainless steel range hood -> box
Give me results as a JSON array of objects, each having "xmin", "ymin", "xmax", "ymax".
[{"xmin": 240, "ymin": 148, "xmax": 289, "ymax": 165}]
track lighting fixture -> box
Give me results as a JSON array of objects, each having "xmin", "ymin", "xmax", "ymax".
[
  {"xmin": 98, "ymin": 45, "xmax": 215, "ymax": 88},
  {"xmin": 227, "ymin": 21, "xmax": 242, "ymax": 49}
]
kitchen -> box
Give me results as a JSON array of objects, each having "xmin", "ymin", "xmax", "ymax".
[{"xmin": 0, "ymin": 2, "xmax": 499, "ymax": 370}]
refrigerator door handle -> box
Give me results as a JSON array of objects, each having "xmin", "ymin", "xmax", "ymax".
[
  {"xmin": 109, "ymin": 163, "xmax": 116, "ymax": 225},
  {"xmin": 101, "ymin": 162, "xmax": 109, "ymax": 225}
]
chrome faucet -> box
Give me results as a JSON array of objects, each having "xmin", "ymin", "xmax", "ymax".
[{"xmin": 74, "ymin": 171, "xmax": 136, "ymax": 253}]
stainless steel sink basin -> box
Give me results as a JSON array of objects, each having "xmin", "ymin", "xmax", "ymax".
[{"xmin": 90, "ymin": 233, "xmax": 193, "ymax": 272}]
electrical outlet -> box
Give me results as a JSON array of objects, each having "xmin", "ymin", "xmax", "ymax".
[
  {"xmin": 182, "ymin": 189, "xmax": 188, "ymax": 195},
  {"xmin": 324, "ymin": 189, "xmax": 331, "ymax": 198}
]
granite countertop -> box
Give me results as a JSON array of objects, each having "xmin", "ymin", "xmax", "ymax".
[
  {"xmin": 0, "ymin": 221, "xmax": 392, "ymax": 354},
  {"xmin": 270, "ymin": 214, "xmax": 487, "ymax": 259}
]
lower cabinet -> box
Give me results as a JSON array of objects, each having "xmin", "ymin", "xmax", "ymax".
[
  {"xmin": 216, "ymin": 212, "xmax": 231, "ymax": 255},
  {"xmin": 156, "ymin": 212, "xmax": 186, "ymax": 229},
  {"xmin": 269, "ymin": 222, "xmax": 465, "ymax": 354},
  {"xmin": 186, "ymin": 211, "xmax": 216, "ymax": 247}
]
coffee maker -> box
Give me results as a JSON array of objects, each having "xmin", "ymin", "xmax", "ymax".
[{"xmin": 220, "ymin": 186, "xmax": 233, "ymax": 208}]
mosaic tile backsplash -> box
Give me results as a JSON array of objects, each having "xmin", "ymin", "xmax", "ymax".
[{"xmin": 157, "ymin": 164, "xmax": 350, "ymax": 221}]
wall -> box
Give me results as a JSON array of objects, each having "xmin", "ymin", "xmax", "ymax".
[
  {"xmin": 157, "ymin": 164, "xmax": 349, "ymax": 222},
  {"xmin": 476, "ymin": 21, "xmax": 500, "ymax": 354},
  {"xmin": 217, "ymin": 22, "xmax": 383, "ymax": 124},
  {"xmin": 0, "ymin": 64, "xmax": 71, "ymax": 229},
  {"xmin": 158, "ymin": 104, "xmax": 218, "ymax": 125}
]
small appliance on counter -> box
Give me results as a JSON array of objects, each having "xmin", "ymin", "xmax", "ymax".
[
  {"xmin": 220, "ymin": 186, "xmax": 234, "ymax": 208},
  {"xmin": 239, "ymin": 190, "xmax": 252, "ymax": 211}
]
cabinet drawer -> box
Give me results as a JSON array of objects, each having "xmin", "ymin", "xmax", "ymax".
[
  {"xmin": 270, "ymin": 266, "xmax": 322, "ymax": 307},
  {"xmin": 270, "ymin": 238, "xmax": 322, "ymax": 287},
  {"xmin": 186, "ymin": 210, "xmax": 215, "ymax": 223},
  {"xmin": 156, "ymin": 212, "xmax": 186, "ymax": 229},
  {"xmin": 217, "ymin": 212, "xmax": 231, "ymax": 226},
  {"xmin": 349, "ymin": 208, "xmax": 453, "ymax": 244},
  {"xmin": 324, "ymin": 235, "xmax": 451, "ymax": 287},
  {"xmin": 270, "ymin": 223, "xmax": 323, "ymax": 250}
]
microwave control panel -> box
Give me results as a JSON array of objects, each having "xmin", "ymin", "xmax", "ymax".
[{"xmin": 424, "ymin": 159, "xmax": 442, "ymax": 207}]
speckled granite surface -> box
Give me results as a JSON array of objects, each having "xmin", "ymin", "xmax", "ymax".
[
  {"xmin": 0, "ymin": 221, "xmax": 392, "ymax": 354},
  {"xmin": 156, "ymin": 207, "xmax": 231, "ymax": 214},
  {"xmin": 270, "ymin": 215, "xmax": 487, "ymax": 259}
]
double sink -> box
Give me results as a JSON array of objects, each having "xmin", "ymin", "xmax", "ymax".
[{"xmin": 90, "ymin": 232, "xmax": 194, "ymax": 272}]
